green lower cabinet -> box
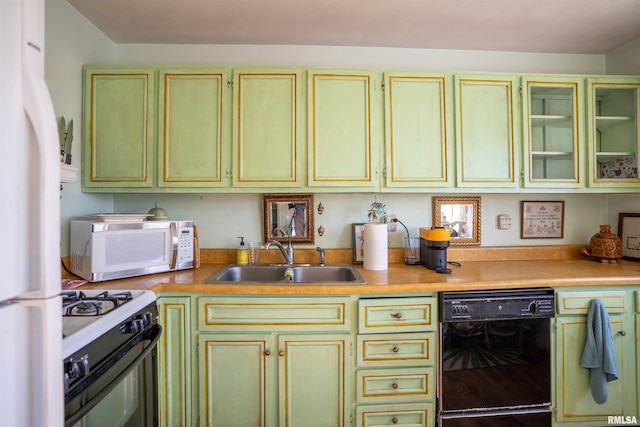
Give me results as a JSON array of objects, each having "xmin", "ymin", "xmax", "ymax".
[
  {"xmin": 553, "ymin": 289, "xmax": 637, "ymax": 426},
  {"xmin": 157, "ymin": 296, "xmax": 192, "ymax": 427},
  {"xmin": 198, "ymin": 333, "xmax": 350, "ymax": 427},
  {"xmin": 355, "ymin": 403, "xmax": 433, "ymax": 427},
  {"xmin": 194, "ymin": 296, "xmax": 353, "ymax": 427},
  {"xmin": 199, "ymin": 334, "xmax": 272, "ymax": 426},
  {"xmin": 355, "ymin": 297, "xmax": 437, "ymax": 427},
  {"xmin": 278, "ymin": 334, "xmax": 351, "ymax": 427}
]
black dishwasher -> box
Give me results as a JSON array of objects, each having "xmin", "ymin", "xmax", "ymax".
[{"xmin": 438, "ymin": 288, "xmax": 555, "ymax": 427}]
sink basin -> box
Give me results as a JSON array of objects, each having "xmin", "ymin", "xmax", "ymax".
[{"xmin": 205, "ymin": 263, "xmax": 367, "ymax": 284}]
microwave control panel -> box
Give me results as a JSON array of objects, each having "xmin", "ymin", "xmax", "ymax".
[{"xmin": 177, "ymin": 227, "xmax": 194, "ymax": 262}]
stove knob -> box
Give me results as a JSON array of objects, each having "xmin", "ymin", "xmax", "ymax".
[
  {"xmin": 65, "ymin": 355, "xmax": 90, "ymax": 379},
  {"xmin": 129, "ymin": 318, "xmax": 145, "ymax": 333},
  {"xmin": 528, "ymin": 301, "xmax": 539, "ymax": 315},
  {"xmin": 141, "ymin": 311, "xmax": 153, "ymax": 326}
]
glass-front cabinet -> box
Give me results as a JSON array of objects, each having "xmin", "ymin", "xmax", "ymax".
[
  {"xmin": 587, "ymin": 77, "xmax": 640, "ymax": 188},
  {"xmin": 521, "ymin": 76, "xmax": 583, "ymax": 188}
]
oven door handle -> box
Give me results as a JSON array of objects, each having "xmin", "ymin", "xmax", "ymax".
[{"xmin": 65, "ymin": 324, "xmax": 162, "ymax": 427}]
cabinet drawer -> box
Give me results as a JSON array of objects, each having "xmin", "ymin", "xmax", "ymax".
[
  {"xmin": 356, "ymin": 403, "xmax": 433, "ymax": 427},
  {"xmin": 556, "ymin": 291, "xmax": 630, "ymax": 315},
  {"xmin": 198, "ymin": 297, "xmax": 351, "ymax": 331},
  {"xmin": 357, "ymin": 332, "xmax": 435, "ymax": 367},
  {"xmin": 359, "ymin": 297, "xmax": 436, "ymax": 334},
  {"xmin": 357, "ymin": 367, "xmax": 434, "ymax": 404}
]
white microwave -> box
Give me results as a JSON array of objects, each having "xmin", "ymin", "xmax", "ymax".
[{"xmin": 70, "ymin": 219, "xmax": 195, "ymax": 282}]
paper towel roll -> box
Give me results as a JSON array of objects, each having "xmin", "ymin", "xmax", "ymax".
[{"xmin": 363, "ymin": 223, "xmax": 388, "ymax": 271}]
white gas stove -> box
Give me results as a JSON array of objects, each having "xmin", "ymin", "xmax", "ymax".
[
  {"xmin": 61, "ymin": 289, "xmax": 157, "ymax": 359},
  {"xmin": 62, "ymin": 289, "xmax": 161, "ymax": 426}
]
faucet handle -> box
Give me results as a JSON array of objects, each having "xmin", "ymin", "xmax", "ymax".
[{"xmin": 316, "ymin": 247, "xmax": 325, "ymax": 266}]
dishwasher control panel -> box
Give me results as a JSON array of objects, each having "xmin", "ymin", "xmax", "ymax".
[{"xmin": 440, "ymin": 287, "xmax": 555, "ymax": 321}]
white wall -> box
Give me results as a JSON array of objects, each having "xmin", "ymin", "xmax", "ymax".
[
  {"xmin": 114, "ymin": 192, "xmax": 608, "ymax": 249},
  {"xmin": 115, "ymin": 44, "xmax": 605, "ymax": 74},
  {"xmin": 606, "ymin": 36, "xmax": 640, "ymax": 75},
  {"xmin": 45, "ymin": 0, "xmax": 117, "ymax": 254}
]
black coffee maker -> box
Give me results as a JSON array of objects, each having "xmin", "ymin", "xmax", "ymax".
[{"xmin": 419, "ymin": 226, "xmax": 452, "ymax": 274}]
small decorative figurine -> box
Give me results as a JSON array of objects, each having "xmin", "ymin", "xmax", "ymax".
[{"xmin": 578, "ymin": 224, "xmax": 623, "ymax": 264}]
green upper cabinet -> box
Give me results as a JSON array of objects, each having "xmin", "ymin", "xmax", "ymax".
[
  {"xmin": 587, "ymin": 77, "xmax": 640, "ymax": 188},
  {"xmin": 521, "ymin": 76, "xmax": 583, "ymax": 188},
  {"xmin": 82, "ymin": 67, "xmax": 156, "ymax": 189},
  {"xmin": 308, "ymin": 69, "xmax": 380, "ymax": 189},
  {"xmin": 383, "ymin": 72, "xmax": 452, "ymax": 188},
  {"xmin": 158, "ymin": 68, "xmax": 230, "ymax": 188},
  {"xmin": 232, "ymin": 69, "xmax": 303, "ymax": 187},
  {"xmin": 454, "ymin": 74, "xmax": 519, "ymax": 188}
]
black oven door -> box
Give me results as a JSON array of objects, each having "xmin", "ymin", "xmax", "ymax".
[
  {"xmin": 65, "ymin": 324, "xmax": 161, "ymax": 427},
  {"xmin": 440, "ymin": 317, "xmax": 552, "ymax": 413}
]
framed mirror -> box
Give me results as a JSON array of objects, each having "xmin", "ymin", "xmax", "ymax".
[
  {"xmin": 262, "ymin": 194, "xmax": 314, "ymax": 244},
  {"xmin": 433, "ymin": 196, "xmax": 481, "ymax": 246}
]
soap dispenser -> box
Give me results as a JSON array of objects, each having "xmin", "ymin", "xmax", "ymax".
[{"xmin": 237, "ymin": 237, "xmax": 249, "ymax": 265}]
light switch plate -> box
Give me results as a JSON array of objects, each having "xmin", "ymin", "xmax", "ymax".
[{"xmin": 498, "ymin": 214, "xmax": 511, "ymax": 230}]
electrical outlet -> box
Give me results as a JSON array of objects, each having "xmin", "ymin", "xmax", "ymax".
[
  {"xmin": 497, "ymin": 214, "xmax": 511, "ymax": 230},
  {"xmin": 386, "ymin": 213, "xmax": 397, "ymax": 232}
]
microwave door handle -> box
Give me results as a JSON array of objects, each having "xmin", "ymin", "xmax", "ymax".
[{"xmin": 169, "ymin": 222, "xmax": 178, "ymax": 269}]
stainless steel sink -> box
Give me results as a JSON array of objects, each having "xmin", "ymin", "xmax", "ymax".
[{"xmin": 205, "ymin": 263, "xmax": 367, "ymax": 284}]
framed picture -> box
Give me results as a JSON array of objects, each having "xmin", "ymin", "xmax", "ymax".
[
  {"xmin": 521, "ymin": 201, "xmax": 564, "ymax": 239},
  {"xmin": 352, "ymin": 223, "xmax": 365, "ymax": 264},
  {"xmin": 433, "ymin": 196, "xmax": 481, "ymax": 246},
  {"xmin": 618, "ymin": 213, "xmax": 640, "ymax": 261}
]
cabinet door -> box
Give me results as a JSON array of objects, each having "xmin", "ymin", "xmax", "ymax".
[
  {"xmin": 521, "ymin": 76, "xmax": 583, "ymax": 188},
  {"xmin": 554, "ymin": 315, "xmax": 635, "ymax": 424},
  {"xmin": 82, "ymin": 67, "xmax": 155, "ymax": 189},
  {"xmin": 158, "ymin": 69, "xmax": 229, "ymax": 188},
  {"xmin": 278, "ymin": 334, "xmax": 350, "ymax": 427},
  {"xmin": 308, "ymin": 69, "xmax": 380, "ymax": 188},
  {"xmin": 587, "ymin": 77, "xmax": 640, "ymax": 188},
  {"xmin": 199, "ymin": 333, "xmax": 274, "ymax": 427},
  {"xmin": 454, "ymin": 74, "xmax": 519, "ymax": 188},
  {"xmin": 384, "ymin": 72, "xmax": 452, "ymax": 188},
  {"xmin": 157, "ymin": 296, "xmax": 192, "ymax": 427},
  {"xmin": 233, "ymin": 69, "xmax": 303, "ymax": 187}
]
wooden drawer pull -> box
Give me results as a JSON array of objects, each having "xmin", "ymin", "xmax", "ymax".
[
  {"xmin": 391, "ymin": 382, "xmax": 399, "ymax": 389},
  {"xmin": 392, "ymin": 417, "xmax": 398, "ymax": 424},
  {"xmin": 264, "ymin": 350, "xmax": 271, "ymax": 356},
  {"xmin": 618, "ymin": 330, "xmax": 627, "ymax": 336},
  {"xmin": 390, "ymin": 312, "xmax": 403, "ymax": 320},
  {"xmin": 392, "ymin": 346, "xmax": 400, "ymax": 353},
  {"xmin": 279, "ymin": 350, "xmax": 285, "ymax": 356}
]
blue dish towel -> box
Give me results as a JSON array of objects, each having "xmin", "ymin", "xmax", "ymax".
[{"xmin": 580, "ymin": 298, "xmax": 619, "ymax": 404}]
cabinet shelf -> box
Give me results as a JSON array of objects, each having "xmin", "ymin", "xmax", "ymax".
[
  {"xmin": 531, "ymin": 151, "xmax": 573, "ymax": 158},
  {"xmin": 595, "ymin": 116, "xmax": 634, "ymax": 130},
  {"xmin": 596, "ymin": 151, "xmax": 635, "ymax": 158},
  {"xmin": 530, "ymin": 115, "xmax": 573, "ymax": 128}
]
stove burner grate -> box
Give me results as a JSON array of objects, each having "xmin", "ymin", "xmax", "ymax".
[{"xmin": 62, "ymin": 290, "xmax": 133, "ymax": 317}]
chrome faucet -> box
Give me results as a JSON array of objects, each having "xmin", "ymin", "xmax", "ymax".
[
  {"xmin": 265, "ymin": 209, "xmax": 297, "ymax": 264},
  {"xmin": 316, "ymin": 247, "xmax": 325, "ymax": 266},
  {"xmin": 265, "ymin": 240, "xmax": 294, "ymax": 264}
]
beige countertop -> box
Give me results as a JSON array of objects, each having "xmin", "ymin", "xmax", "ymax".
[{"xmin": 74, "ymin": 245, "xmax": 640, "ymax": 295}]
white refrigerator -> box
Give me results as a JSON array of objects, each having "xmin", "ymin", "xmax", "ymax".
[{"xmin": 0, "ymin": 0, "xmax": 64, "ymax": 425}]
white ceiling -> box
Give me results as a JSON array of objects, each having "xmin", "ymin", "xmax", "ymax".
[{"xmin": 66, "ymin": 0, "xmax": 640, "ymax": 54}]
